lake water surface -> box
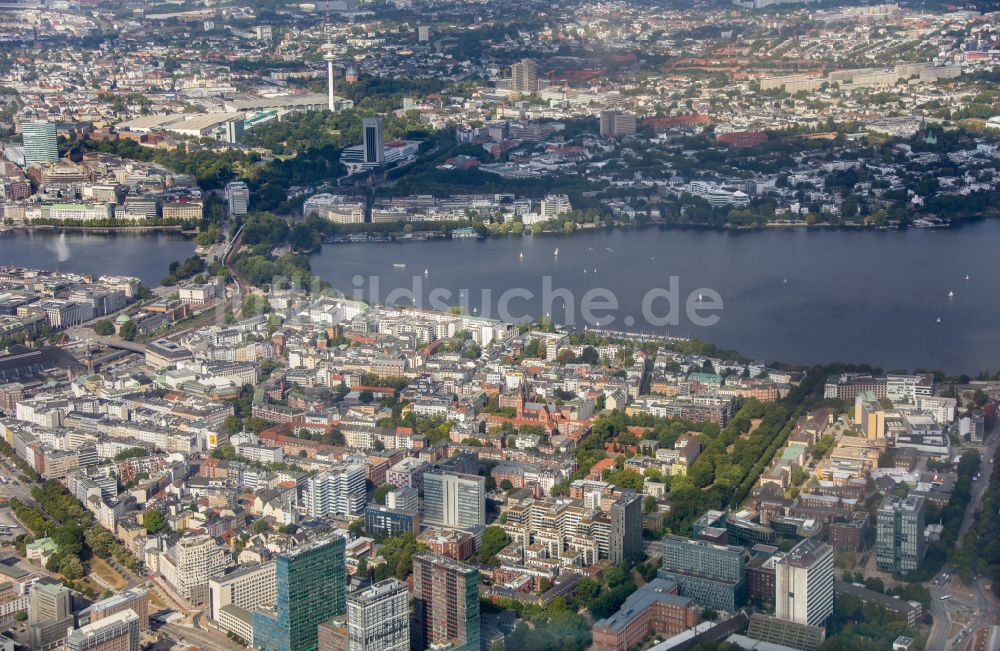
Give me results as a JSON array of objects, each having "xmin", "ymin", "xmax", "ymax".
[{"xmin": 309, "ymin": 221, "xmax": 1000, "ymax": 374}]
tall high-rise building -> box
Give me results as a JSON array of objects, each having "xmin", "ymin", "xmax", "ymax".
[
  {"xmin": 412, "ymin": 552, "xmax": 479, "ymax": 651},
  {"xmin": 422, "ymin": 470, "xmax": 485, "ymax": 529},
  {"xmin": 21, "ymin": 120, "xmax": 58, "ymax": 165},
  {"xmin": 774, "ymin": 539, "xmax": 834, "ymax": 627},
  {"xmin": 28, "ymin": 582, "xmax": 73, "ymax": 651},
  {"xmin": 510, "ymin": 59, "xmax": 538, "ymax": 93},
  {"xmin": 161, "ymin": 533, "xmax": 230, "ymax": 606},
  {"xmin": 417, "ymin": 25, "xmax": 431, "ymax": 42},
  {"xmin": 302, "ymin": 461, "xmax": 367, "ymax": 517},
  {"xmin": 658, "ymin": 534, "xmax": 746, "ymax": 612},
  {"xmin": 65, "ymin": 609, "xmax": 140, "ymax": 651},
  {"xmin": 876, "ymin": 494, "xmax": 926, "ymax": 573},
  {"xmin": 599, "ymin": 111, "xmax": 637, "ymax": 139},
  {"xmin": 253, "ymin": 534, "xmax": 347, "ymax": 651},
  {"xmin": 226, "ymin": 181, "xmax": 249, "ymax": 216},
  {"xmin": 609, "ymin": 494, "xmax": 643, "ymax": 563},
  {"xmin": 363, "ymin": 118, "xmax": 385, "ymax": 166},
  {"xmin": 328, "ymin": 578, "xmax": 410, "ymax": 651}
]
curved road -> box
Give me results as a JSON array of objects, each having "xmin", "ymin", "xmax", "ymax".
[{"xmin": 927, "ymin": 418, "xmax": 1000, "ymax": 651}]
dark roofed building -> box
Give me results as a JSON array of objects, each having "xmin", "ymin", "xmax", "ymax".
[{"xmin": 0, "ymin": 345, "xmax": 84, "ymax": 382}]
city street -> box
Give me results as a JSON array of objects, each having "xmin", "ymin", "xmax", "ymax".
[{"xmin": 927, "ymin": 416, "xmax": 1000, "ymax": 651}]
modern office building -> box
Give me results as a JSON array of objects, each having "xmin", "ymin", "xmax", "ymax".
[
  {"xmin": 510, "ymin": 58, "xmax": 539, "ymax": 93},
  {"xmin": 411, "ymin": 552, "xmax": 479, "ymax": 651},
  {"xmin": 609, "ymin": 494, "xmax": 643, "ymax": 563},
  {"xmin": 302, "ymin": 461, "xmax": 367, "ymax": 517},
  {"xmin": 323, "ymin": 578, "xmax": 410, "ymax": 651},
  {"xmin": 28, "ymin": 582, "xmax": 73, "ymax": 651},
  {"xmin": 363, "ymin": 117, "xmax": 385, "ymax": 166},
  {"xmin": 599, "ymin": 111, "xmax": 637, "ymax": 139},
  {"xmin": 65, "ymin": 609, "xmax": 140, "ymax": 651},
  {"xmin": 87, "ymin": 587, "xmax": 150, "ymax": 630},
  {"xmin": 774, "ymin": 539, "xmax": 834, "ymax": 627},
  {"xmin": 209, "ymin": 562, "xmax": 277, "ymax": 643},
  {"xmin": 364, "ymin": 505, "xmax": 420, "ymax": 537},
  {"xmin": 658, "ymin": 534, "xmax": 746, "ymax": 612},
  {"xmin": 422, "ymin": 470, "xmax": 485, "ymax": 529},
  {"xmin": 876, "ymin": 495, "xmax": 926, "ymax": 573},
  {"xmin": 253, "ymin": 534, "xmax": 347, "ymax": 651},
  {"xmin": 226, "ymin": 181, "xmax": 249, "ymax": 216},
  {"xmin": 386, "ymin": 487, "xmax": 419, "ymax": 512},
  {"xmin": 21, "ymin": 120, "xmax": 58, "ymax": 165}
]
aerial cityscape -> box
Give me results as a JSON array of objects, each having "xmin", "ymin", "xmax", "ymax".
[{"xmin": 0, "ymin": 0, "xmax": 999, "ymax": 650}]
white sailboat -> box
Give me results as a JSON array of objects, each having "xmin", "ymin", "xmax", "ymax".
[
  {"xmin": 948, "ymin": 290, "xmax": 954, "ymax": 298},
  {"xmin": 554, "ymin": 248, "xmax": 559, "ymax": 256},
  {"xmin": 936, "ymin": 317, "xmax": 942, "ymax": 324},
  {"xmin": 519, "ymin": 251, "xmax": 524, "ymax": 260}
]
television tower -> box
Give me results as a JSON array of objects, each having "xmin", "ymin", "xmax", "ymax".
[{"xmin": 322, "ymin": 43, "xmax": 337, "ymax": 111}]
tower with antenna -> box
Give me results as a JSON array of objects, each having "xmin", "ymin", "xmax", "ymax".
[{"xmin": 321, "ymin": 43, "xmax": 337, "ymax": 112}]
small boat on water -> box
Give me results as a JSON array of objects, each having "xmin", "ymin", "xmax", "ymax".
[
  {"xmin": 519, "ymin": 251, "xmax": 524, "ymax": 259},
  {"xmin": 554, "ymin": 248, "xmax": 559, "ymax": 256},
  {"xmin": 424, "ymin": 268, "xmax": 429, "ymax": 275},
  {"xmin": 965, "ymin": 274, "xmax": 970, "ymax": 281},
  {"xmin": 936, "ymin": 317, "xmax": 942, "ymax": 324},
  {"xmin": 393, "ymin": 263, "xmax": 406, "ymax": 269},
  {"xmin": 948, "ymin": 290, "xmax": 954, "ymax": 298}
]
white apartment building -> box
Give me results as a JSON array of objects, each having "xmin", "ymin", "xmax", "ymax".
[
  {"xmin": 302, "ymin": 461, "xmax": 367, "ymax": 517},
  {"xmin": 687, "ymin": 181, "xmax": 750, "ymax": 208},
  {"xmin": 160, "ymin": 534, "xmax": 229, "ymax": 605},
  {"xmin": 540, "ymin": 193, "xmax": 571, "ymax": 220}
]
